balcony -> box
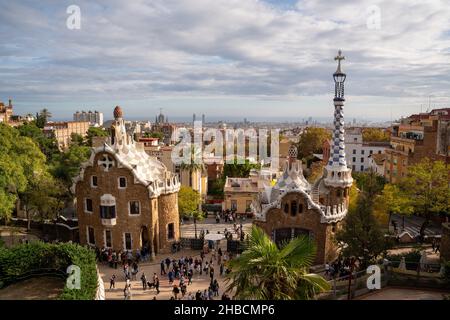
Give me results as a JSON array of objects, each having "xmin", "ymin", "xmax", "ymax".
[{"xmin": 101, "ymin": 218, "xmax": 117, "ymax": 227}]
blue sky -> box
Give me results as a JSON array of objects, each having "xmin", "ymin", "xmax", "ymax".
[{"xmin": 1, "ymin": 0, "xmax": 450, "ymax": 122}]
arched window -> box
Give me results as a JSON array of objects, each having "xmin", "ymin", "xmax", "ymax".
[
  {"xmin": 283, "ymin": 203, "xmax": 289, "ymax": 214},
  {"xmin": 298, "ymin": 203, "xmax": 303, "ymax": 214},
  {"xmin": 291, "ymin": 201, "xmax": 297, "ymax": 216}
]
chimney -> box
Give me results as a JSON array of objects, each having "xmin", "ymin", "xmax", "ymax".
[{"xmin": 8, "ymin": 99, "xmax": 12, "ymax": 107}]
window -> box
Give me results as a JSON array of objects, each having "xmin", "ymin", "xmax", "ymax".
[
  {"xmin": 354, "ymin": 138, "xmax": 357, "ymax": 142},
  {"xmin": 284, "ymin": 203, "xmax": 289, "ymax": 214},
  {"xmin": 361, "ymin": 150, "xmax": 365, "ymax": 155},
  {"xmin": 85, "ymin": 198, "xmax": 93, "ymax": 213},
  {"xmin": 168, "ymin": 223, "xmax": 175, "ymax": 240},
  {"xmin": 105, "ymin": 230, "xmax": 112, "ymax": 248},
  {"xmin": 360, "ymin": 165, "xmax": 364, "ymax": 171},
  {"xmin": 87, "ymin": 226, "xmax": 95, "ymax": 245},
  {"xmin": 118, "ymin": 177, "xmax": 127, "ymax": 189},
  {"xmin": 91, "ymin": 176, "xmax": 98, "ymax": 187},
  {"xmin": 352, "ymin": 157, "xmax": 356, "ymax": 163},
  {"xmin": 360, "ymin": 158, "xmax": 364, "ymax": 163},
  {"xmin": 246, "ymin": 200, "xmax": 252, "ymax": 210},
  {"xmin": 298, "ymin": 203, "xmax": 303, "ymax": 214},
  {"xmin": 369, "ymin": 150, "xmax": 373, "ymax": 155},
  {"xmin": 124, "ymin": 233, "xmax": 132, "ymax": 250},
  {"xmin": 100, "ymin": 205, "xmax": 116, "ymax": 219},
  {"xmin": 352, "ymin": 165, "xmax": 356, "ymax": 171},
  {"xmin": 231, "ymin": 200, "xmax": 237, "ymax": 211},
  {"xmin": 378, "ymin": 150, "xmax": 382, "ymax": 154},
  {"xmin": 129, "ymin": 201, "xmax": 140, "ymax": 215},
  {"xmin": 291, "ymin": 201, "xmax": 298, "ymax": 217},
  {"xmin": 352, "ymin": 149, "xmax": 356, "ymax": 154}
]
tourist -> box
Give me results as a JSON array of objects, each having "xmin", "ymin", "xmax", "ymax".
[
  {"xmin": 141, "ymin": 273, "xmax": 147, "ymax": 291},
  {"xmin": 209, "ymin": 265, "xmax": 215, "ymax": 281},
  {"xmin": 110, "ymin": 274, "xmax": 116, "ymax": 289},
  {"xmin": 195, "ymin": 290, "xmax": 202, "ymax": 300},
  {"xmin": 213, "ymin": 279, "xmax": 220, "ymax": 297},
  {"xmin": 160, "ymin": 260, "xmax": 166, "ymax": 275},
  {"xmin": 172, "ymin": 285, "xmax": 180, "ymax": 300},
  {"xmin": 124, "ymin": 284, "xmax": 132, "ymax": 300},
  {"xmin": 155, "ymin": 276, "xmax": 160, "ymax": 294},
  {"xmin": 168, "ymin": 270, "xmax": 174, "ymax": 284}
]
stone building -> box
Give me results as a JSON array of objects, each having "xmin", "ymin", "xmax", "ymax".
[
  {"xmin": 252, "ymin": 51, "xmax": 353, "ymax": 265},
  {"xmin": 0, "ymin": 99, "xmax": 13, "ymax": 123},
  {"xmin": 73, "ymin": 106, "xmax": 180, "ymax": 256},
  {"xmin": 44, "ymin": 121, "xmax": 90, "ymax": 150},
  {"xmin": 384, "ymin": 108, "xmax": 449, "ymax": 183}
]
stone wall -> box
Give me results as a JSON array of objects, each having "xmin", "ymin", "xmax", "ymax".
[
  {"xmin": 157, "ymin": 192, "xmax": 180, "ymax": 253},
  {"xmin": 254, "ymin": 192, "xmax": 340, "ymax": 265}
]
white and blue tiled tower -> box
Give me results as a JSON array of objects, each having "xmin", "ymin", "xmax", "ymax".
[{"xmin": 324, "ymin": 50, "xmax": 353, "ymax": 190}]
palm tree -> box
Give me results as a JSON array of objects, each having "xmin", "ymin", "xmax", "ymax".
[
  {"xmin": 225, "ymin": 226, "xmax": 330, "ymax": 300},
  {"xmin": 179, "ymin": 145, "xmax": 205, "ymax": 192}
]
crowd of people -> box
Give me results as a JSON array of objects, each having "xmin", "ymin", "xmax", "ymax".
[{"xmin": 105, "ymin": 244, "xmax": 234, "ymax": 300}]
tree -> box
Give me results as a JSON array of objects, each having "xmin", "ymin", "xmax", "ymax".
[
  {"xmin": 50, "ymin": 144, "xmax": 90, "ymax": 201},
  {"xmin": 0, "ymin": 124, "xmax": 47, "ymax": 223},
  {"xmin": 36, "ymin": 108, "xmax": 52, "ymax": 128},
  {"xmin": 17, "ymin": 121, "xmax": 59, "ymax": 160},
  {"xmin": 399, "ymin": 158, "xmax": 450, "ymax": 238},
  {"xmin": 352, "ymin": 170, "xmax": 386, "ymax": 196},
  {"xmin": 336, "ymin": 171, "xmax": 392, "ymax": 267},
  {"xmin": 20, "ymin": 172, "xmax": 63, "ymax": 230},
  {"xmin": 86, "ymin": 127, "xmax": 108, "ymax": 147},
  {"xmin": 70, "ymin": 133, "xmax": 85, "ymax": 146},
  {"xmin": 362, "ymin": 128, "xmax": 390, "ymax": 142},
  {"xmin": 379, "ymin": 184, "xmax": 414, "ymax": 230},
  {"xmin": 144, "ymin": 131, "xmax": 164, "ymax": 140},
  {"xmin": 178, "ymin": 186, "xmax": 201, "ymax": 218},
  {"xmin": 225, "ymin": 226, "xmax": 330, "ymax": 300},
  {"xmin": 296, "ymin": 127, "xmax": 331, "ymax": 160},
  {"xmin": 223, "ymin": 159, "xmax": 260, "ymax": 178}
]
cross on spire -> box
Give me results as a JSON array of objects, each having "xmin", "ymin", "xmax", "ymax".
[{"xmin": 334, "ymin": 50, "xmax": 345, "ymax": 73}]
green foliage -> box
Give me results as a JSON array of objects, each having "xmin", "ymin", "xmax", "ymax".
[
  {"xmin": 362, "ymin": 128, "xmax": 390, "ymax": 142},
  {"xmin": 50, "ymin": 144, "xmax": 90, "ymax": 190},
  {"xmin": 352, "ymin": 170, "xmax": 386, "ymax": 196},
  {"xmin": 86, "ymin": 127, "xmax": 108, "ymax": 147},
  {"xmin": 35, "ymin": 108, "xmax": 52, "ymax": 128},
  {"xmin": 386, "ymin": 250, "xmax": 422, "ymax": 269},
  {"xmin": 17, "ymin": 121, "xmax": 59, "ymax": 160},
  {"xmin": 223, "ymin": 159, "xmax": 260, "ymax": 178},
  {"xmin": 398, "ymin": 159, "xmax": 450, "ymax": 237},
  {"xmin": 0, "ymin": 124, "xmax": 47, "ymax": 222},
  {"xmin": 144, "ymin": 131, "xmax": 164, "ymax": 140},
  {"xmin": 0, "ymin": 242, "xmax": 97, "ymax": 300},
  {"xmin": 336, "ymin": 172, "xmax": 392, "ymax": 267},
  {"xmin": 379, "ymin": 184, "xmax": 414, "ymax": 217},
  {"xmin": 225, "ymin": 226, "xmax": 330, "ymax": 300},
  {"xmin": 70, "ymin": 133, "xmax": 85, "ymax": 146},
  {"xmin": 296, "ymin": 127, "xmax": 331, "ymax": 160},
  {"xmin": 178, "ymin": 186, "xmax": 201, "ymax": 218}
]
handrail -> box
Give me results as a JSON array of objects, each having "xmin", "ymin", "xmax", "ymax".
[{"xmin": 0, "ymin": 268, "xmax": 67, "ymax": 288}]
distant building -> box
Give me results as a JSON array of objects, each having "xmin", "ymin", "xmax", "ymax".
[
  {"xmin": 0, "ymin": 99, "xmax": 13, "ymax": 123},
  {"xmin": 44, "ymin": 121, "xmax": 90, "ymax": 150},
  {"xmin": 368, "ymin": 153, "xmax": 386, "ymax": 176},
  {"xmin": 345, "ymin": 129, "xmax": 389, "ymax": 172},
  {"xmin": 384, "ymin": 108, "xmax": 450, "ymax": 183},
  {"xmin": 73, "ymin": 110, "xmax": 104, "ymax": 126},
  {"xmin": 73, "ymin": 106, "xmax": 180, "ymax": 255}
]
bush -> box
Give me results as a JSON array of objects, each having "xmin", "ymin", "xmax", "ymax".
[
  {"xmin": 0, "ymin": 242, "xmax": 97, "ymax": 300},
  {"xmin": 386, "ymin": 250, "xmax": 422, "ymax": 270}
]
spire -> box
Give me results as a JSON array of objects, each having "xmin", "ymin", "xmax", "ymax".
[{"xmin": 324, "ymin": 50, "xmax": 353, "ymax": 188}]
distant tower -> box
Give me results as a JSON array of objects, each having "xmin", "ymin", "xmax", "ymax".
[
  {"xmin": 193, "ymin": 113, "xmax": 196, "ymax": 122},
  {"xmin": 323, "ymin": 50, "xmax": 353, "ymax": 205},
  {"xmin": 202, "ymin": 114, "xmax": 205, "ymax": 124}
]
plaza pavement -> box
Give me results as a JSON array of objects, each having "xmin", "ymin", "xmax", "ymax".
[
  {"xmin": 98, "ymin": 249, "xmax": 231, "ymax": 300},
  {"xmin": 180, "ymin": 217, "xmax": 253, "ymax": 239}
]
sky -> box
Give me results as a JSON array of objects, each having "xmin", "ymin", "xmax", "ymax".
[{"xmin": 1, "ymin": 0, "xmax": 450, "ymax": 122}]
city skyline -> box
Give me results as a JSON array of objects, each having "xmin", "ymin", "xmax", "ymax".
[{"xmin": 1, "ymin": 0, "xmax": 449, "ymax": 121}]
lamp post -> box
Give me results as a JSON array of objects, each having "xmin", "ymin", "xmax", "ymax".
[{"xmin": 347, "ymin": 257, "xmax": 356, "ymax": 300}]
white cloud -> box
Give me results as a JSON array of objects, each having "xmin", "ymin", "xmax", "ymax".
[{"xmin": 0, "ymin": 0, "xmax": 449, "ymax": 119}]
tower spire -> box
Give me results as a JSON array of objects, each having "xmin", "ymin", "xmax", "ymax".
[{"xmin": 324, "ymin": 50, "xmax": 353, "ymax": 188}]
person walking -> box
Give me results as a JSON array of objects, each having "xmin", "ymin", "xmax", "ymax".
[
  {"xmin": 124, "ymin": 284, "xmax": 132, "ymax": 300},
  {"xmin": 172, "ymin": 285, "xmax": 180, "ymax": 300},
  {"xmin": 141, "ymin": 273, "xmax": 147, "ymax": 291},
  {"xmin": 160, "ymin": 260, "xmax": 166, "ymax": 275},
  {"xmin": 155, "ymin": 276, "xmax": 160, "ymax": 294},
  {"xmin": 110, "ymin": 274, "xmax": 116, "ymax": 289}
]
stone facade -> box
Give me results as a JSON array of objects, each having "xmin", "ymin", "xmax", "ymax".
[
  {"xmin": 252, "ymin": 51, "xmax": 352, "ymax": 266},
  {"xmin": 73, "ymin": 106, "xmax": 180, "ymax": 255}
]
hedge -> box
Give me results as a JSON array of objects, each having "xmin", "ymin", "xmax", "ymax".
[{"xmin": 0, "ymin": 242, "xmax": 98, "ymax": 300}]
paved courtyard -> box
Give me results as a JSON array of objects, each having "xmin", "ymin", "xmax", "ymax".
[
  {"xmin": 180, "ymin": 217, "xmax": 253, "ymax": 239},
  {"xmin": 98, "ymin": 249, "xmax": 231, "ymax": 300},
  {"xmin": 357, "ymin": 287, "xmax": 450, "ymax": 300}
]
